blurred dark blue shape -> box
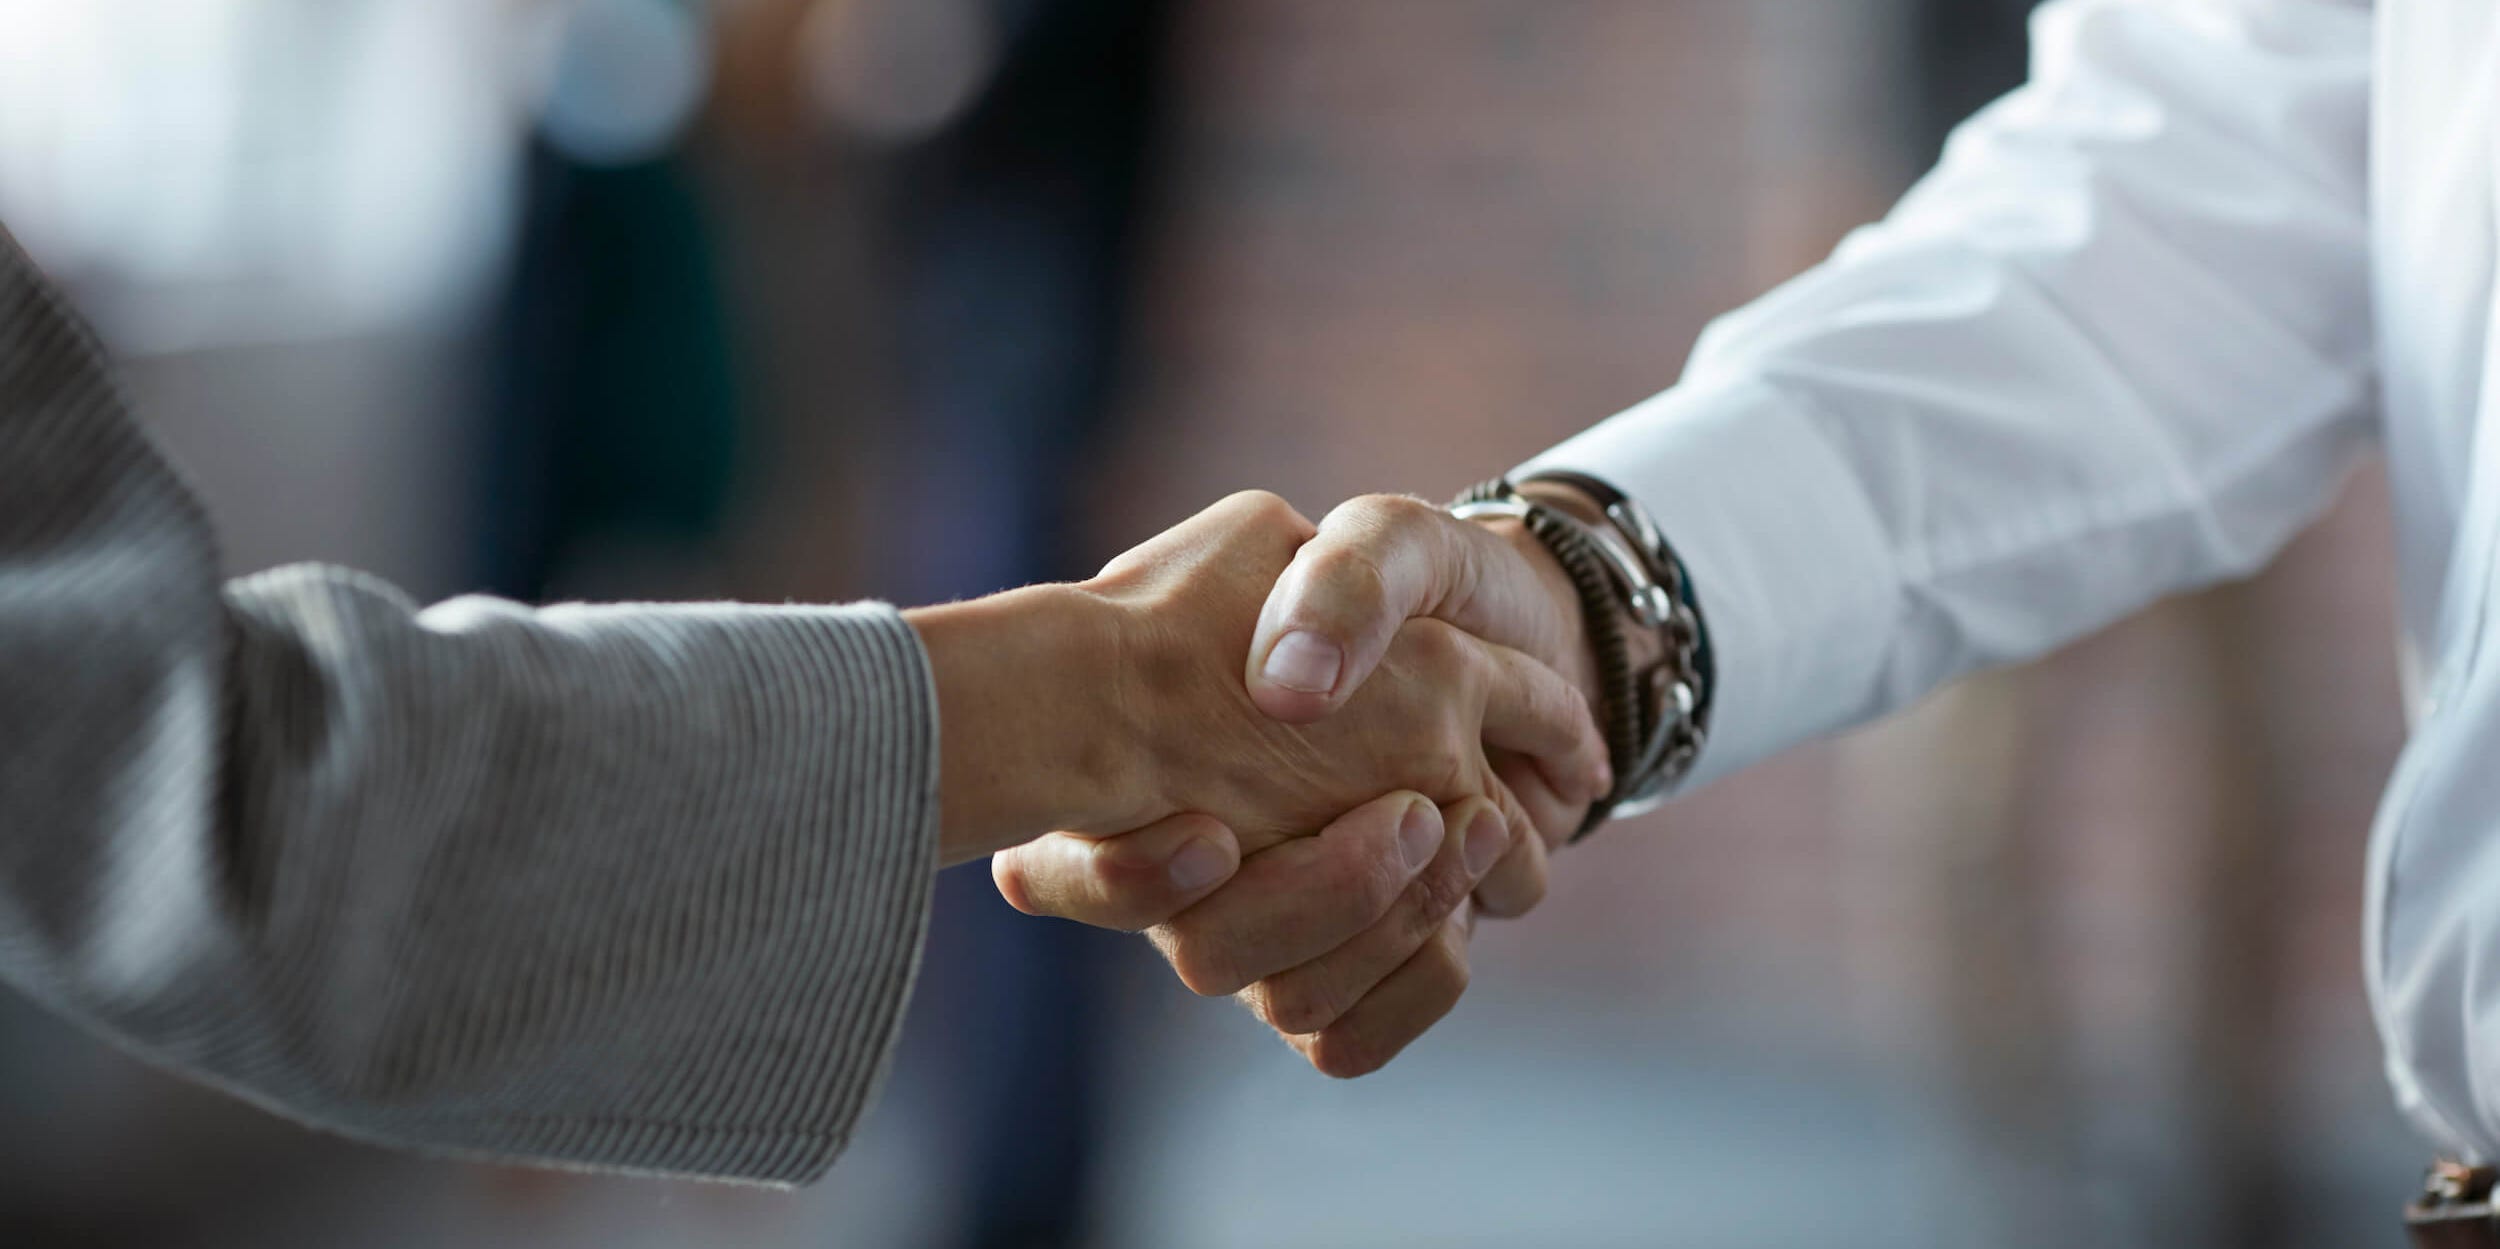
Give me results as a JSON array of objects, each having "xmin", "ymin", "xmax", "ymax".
[
  {"xmin": 475, "ymin": 146, "xmax": 744, "ymax": 600},
  {"xmin": 877, "ymin": 3, "xmax": 1179, "ymax": 1248}
]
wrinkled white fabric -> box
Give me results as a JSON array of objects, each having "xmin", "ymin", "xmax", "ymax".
[{"xmin": 1528, "ymin": 0, "xmax": 2500, "ymax": 1160}]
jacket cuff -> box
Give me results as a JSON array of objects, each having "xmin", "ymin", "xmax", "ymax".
[{"xmin": 385, "ymin": 600, "xmax": 941, "ymax": 1186}]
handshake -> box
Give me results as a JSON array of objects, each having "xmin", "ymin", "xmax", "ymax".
[{"xmin": 907, "ymin": 484, "xmax": 1628, "ymax": 1077}]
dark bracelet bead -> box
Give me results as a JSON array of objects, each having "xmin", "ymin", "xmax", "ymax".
[{"xmin": 1453, "ymin": 479, "xmax": 1641, "ymax": 842}]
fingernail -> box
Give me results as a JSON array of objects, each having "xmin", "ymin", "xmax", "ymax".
[
  {"xmin": 1463, "ymin": 808, "xmax": 1509, "ymax": 876},
  {"xmin": 1398, "ymin": 801, "xmax": 1441, "ymax": 873},
  {"xmin": 1261, "ymin": 630, "xmax": 1343, "ymax": 695},
  {"xmin": 1591, "ymin": 758, "xmax": 1615, "ymax": 798},
  {"xmin": 1168, "ymin": 837, "xmax": 1232, "ymax": 892}
]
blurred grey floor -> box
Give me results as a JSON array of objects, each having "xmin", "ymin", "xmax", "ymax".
[{"xmin": 0, "ymin": 923, "xmax": 2423, "ymax": 1249}]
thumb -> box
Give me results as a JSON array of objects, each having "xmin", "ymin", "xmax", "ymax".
[{"xmin": 1247, "ymin": 494, "xmax": 1506, "ymax": 723}]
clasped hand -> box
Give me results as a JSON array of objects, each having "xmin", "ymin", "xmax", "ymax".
[{"xmin": 916, "ymin": 488, "xmax": 1604, "ymax": 1076}]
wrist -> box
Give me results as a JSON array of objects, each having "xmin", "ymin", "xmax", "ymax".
[
  {"xmin": 1512, "ymin": 469, "xmax": 1714, "ymax": 815},
  {"xmin": 1476, "ymin": 493, "xmax": 1623, "ymax": 717},
  {"xmin": 906, "ymin": 584, "xmax": 1151, "ymax": 864},
  {"xmin": 1513, "ymin": 480, "xmax": 1669, "ymax": 678}
]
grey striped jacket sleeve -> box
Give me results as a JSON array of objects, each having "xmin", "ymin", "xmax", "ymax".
[{"xmin": 0, "ymin": 232, "xmax": 939, "ymax": 1185}]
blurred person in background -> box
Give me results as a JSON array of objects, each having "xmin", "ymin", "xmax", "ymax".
[
  {"xmin": 997, "ymin": 0, "xmax": 2500, "ymax": 1237},
  {"xmin": 860, "ymin": 4, "xmax": 1179, "ymax": 1245},
  {"xmin": 0, "ymin": 222, "xmax": 1610, "ymax": 1185}
]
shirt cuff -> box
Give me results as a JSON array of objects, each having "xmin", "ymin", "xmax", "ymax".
[{"xmin": 1519, "ymin": 374, "xmax": 1898, "ymax": 791}]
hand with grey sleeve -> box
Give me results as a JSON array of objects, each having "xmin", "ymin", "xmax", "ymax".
[{"xmin": 0, "ymin": 229, "xmax": 1602, "ymax": 1184}]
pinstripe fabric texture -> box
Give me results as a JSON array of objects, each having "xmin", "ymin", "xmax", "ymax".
[{"xmin": 0, "ymin": 230, "xmax": 939, "ymax": 1186}]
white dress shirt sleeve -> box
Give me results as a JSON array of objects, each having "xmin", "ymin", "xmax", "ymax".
[{"xmin": 1523, "ymin": 0, "xmax": 2379, "ymax": 790}]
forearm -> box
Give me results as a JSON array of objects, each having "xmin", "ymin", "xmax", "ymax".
[
  {"xmin": 0, "ymin": 224, "xmax": 943, "ymax": 1183},
  {"xmin": 1500, "ymin": 478, "xmax": 1667, "ymax": 695},
  {"xmin": 4, "ymin": 528, "xmax": 944, "ymax": 1187},
  {"xmin": 1522, "ymin": 0, "xmax": 2375, "ymax": 786},
  {"xmin": 210, "ymin": 579, "xmax": 942, "ymax": 1179}
]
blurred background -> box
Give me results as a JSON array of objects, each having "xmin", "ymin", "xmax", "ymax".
[{"xmin": 0, "ymin": 1, "xmax": 2424, "ymax": 1246}]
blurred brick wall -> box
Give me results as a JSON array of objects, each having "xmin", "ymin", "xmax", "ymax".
[{"xmin": 1100, "ymin": 0, "xmax": 1910, "ymax": 530}]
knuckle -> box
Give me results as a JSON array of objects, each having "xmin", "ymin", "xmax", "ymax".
[
  {"xmin": 1222, "ymin": 488, "xmax": 1286, "ymax": 516},
  {"xmin": 1226, "ymin": 489, "xmax": 1315, "ymax": 540},
  {"xmin": 1350, "ymin": 849, "xmax": 1415, "ymax": 918},
  {"xmin": 1310, "ymin": 546, "xmax": 1392, "ymax": 615},
  {"xmin": 1391, "ymin": 617, "xmax": 1467, "ymax": 670},
  {"xmin": 1144, "ymin": 923, "xmax": 1191, "ymax": 975},
  {"xmin": 1086, "ymin": 854, "xmax": 1176, "ymax": 930},
  {"xmin": 1398, "ymin": 741, "xmax": 1474, "ymax": 805},
  {"xmin": 1163, "ymin": 928, "xmax": 1249, "ymax": 998},
  {"xmin": 1094, "ymin": 544, "xmax": 1153, "ymax": 584},
  {"xmin": 1375, "ymin": 492, "xmax": 1440, "ymax": 523},
  {"xmin": 1334, "ymin": 491, "xmax": 1435, "ymax": 536},
  {"xmin": 1261, "ymin": 977, "xmax": 1347, "ymax": 1037},
  {"xmin": 1534, "ymin": 671, "xmax": 1583, "ymax": 731},
  {"xmin": 1497, "ymin": 791, "xmax": 1537, "ymax": 843},
  {"xmin": 1316, "ymin": 841, "xmax": 1406, "ymax": 921},
  {"xmin": 1407, "ymin": 867, "xmax": 1473, "ymax": 937},
  {"xmin": 1177, "ymin": 954, "xmax": 1249, "ymax": 999}
]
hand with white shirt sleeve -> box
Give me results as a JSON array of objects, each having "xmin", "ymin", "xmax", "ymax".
[{"xmin": 1002, "ymin": 0, "xmax": 2385, "ymax": 1083}]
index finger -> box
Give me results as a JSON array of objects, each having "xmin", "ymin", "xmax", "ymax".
[
  {"xmin": 1468, "ymin": 633, "xmax": 1611, "ymax": 807},
  {"xmin": 1151, "ymin": 792, "xmax": 1443, "ymax": 996},
  {"xmin": 993, "ymin": 815, "xmax": 1243, "ymax": 932}
]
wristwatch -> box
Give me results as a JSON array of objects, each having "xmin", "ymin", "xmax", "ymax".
[{"xmin": 1449, "ymin": 472, "xmax": 1714, "ymax": 837}]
